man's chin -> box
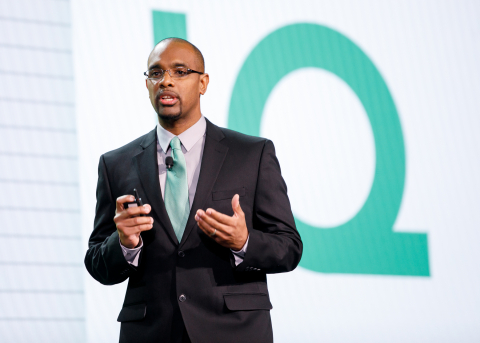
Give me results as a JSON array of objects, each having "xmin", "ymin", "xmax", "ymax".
[{"xmin": 157, "ymin": 111, "xmax": 182, "ymax": 122}]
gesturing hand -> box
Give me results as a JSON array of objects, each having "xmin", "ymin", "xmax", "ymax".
[
  {"xmin": 195, "ymin": 194, "xmax": 248, "ymax": 251},
  {"xmin": 114, "ymin": 195, "xmax": 153, "ymax": 249}
]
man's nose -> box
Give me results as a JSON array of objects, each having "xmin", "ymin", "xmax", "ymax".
[{"xmin": 159, "ymin": 70, "xmax": 175, "ymax": 87}]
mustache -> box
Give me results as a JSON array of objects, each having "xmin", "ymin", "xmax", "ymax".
[{"xmin": 155, "ymin": 90, "xmax": 180, "ymax": 101}]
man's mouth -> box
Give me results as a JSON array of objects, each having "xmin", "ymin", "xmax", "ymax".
[{"xmin": 158, "ymin": 91, "xmax": 179, "ymax": 106}]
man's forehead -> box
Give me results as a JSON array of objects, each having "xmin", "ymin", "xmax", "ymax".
[{"xmin": 148, "ymin": 41, "xmax": 198, "ymax": 68}]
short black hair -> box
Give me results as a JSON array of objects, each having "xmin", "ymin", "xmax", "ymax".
[{"xmin": 151, "ymin": 37, "xmax": 205, "ymax": 72}]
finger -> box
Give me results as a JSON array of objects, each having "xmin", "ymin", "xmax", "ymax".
[
  {"xmin": 138, "ymin": 223, "xmax": 154, "ymax": 232},
  {"xmin": 121, "ymin": 216, "xmax": 154, "ymax": 228},
  {"xmin": 125, "ymin": 204, "xmax": 151, "ymax": 217},
  {"xmin": 196, "ymin": 210, "xmax": 229, "ymax": 232},
  {"xmin": 231, "ymin": 194, "xmax": 244, "ymax": 217},
  {"xmin": 116, "ymin": 195, "xmax": 135, "ymax": 212},
  {"xmin": 118, "ymin": 222, "xmax": 153, "ymax": 237},
  {"xmin": 204, "ymin": 208, "xmax": 234, "ymax": 226},
  {"xmin": 196, "ymin": 216, "xmax": 223, "ymax": 239},
  {"xmin": 114, "ymin": 204, "xmax": 151, "ymax": 222},
  {"xmin": 195, "ymin": 216, "xmax": 212, "ymax": 235}
]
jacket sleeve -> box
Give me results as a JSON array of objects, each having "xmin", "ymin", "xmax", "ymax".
[
  {"xmin": 237, "ymin": 140, "xmax": 303, "ymax": 273},
  {"xmin": 84, "ymin": 155, "xmax": 137, "ymax": 285}
]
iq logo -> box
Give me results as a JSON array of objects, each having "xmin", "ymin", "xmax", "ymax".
[{"xmin": 152, "ymin": 11, "xmax": 430, "ymax": 276}]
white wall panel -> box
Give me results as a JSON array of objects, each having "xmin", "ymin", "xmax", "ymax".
[{"xmin": 0, "ymin": 1, "xmax": 83, "ymax": 341}]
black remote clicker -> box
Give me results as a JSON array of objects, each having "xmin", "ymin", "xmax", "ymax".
[{"xmin": 124, "ymin": 188, "xmax": 145, "ymax": 216}]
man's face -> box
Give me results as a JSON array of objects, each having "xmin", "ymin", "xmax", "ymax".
[{"xmin": 146, "ymin": 42, "xmax": 208, "ymax": 122}]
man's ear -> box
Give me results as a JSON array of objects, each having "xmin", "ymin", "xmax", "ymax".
[
  {"xmin": 199, "ymin": 73, "xmax": 209, "ymax": 95},
  {"xmin": 145, "ymin": 79, "xmax": 149, "ymax": 89}
]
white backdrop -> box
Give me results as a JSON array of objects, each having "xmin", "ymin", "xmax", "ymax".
[{"xmin": 75, "ymin": 0, "xmax": 478, "ymax": 342}]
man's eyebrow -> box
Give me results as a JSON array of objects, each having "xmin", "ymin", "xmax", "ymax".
[
  {"xmin": 171, "ymin": 62, "xmax": 188, "ymax": 68},
  {"xmin": 148, "ymin": 62, "xmax": 189, "ymax": 70}
]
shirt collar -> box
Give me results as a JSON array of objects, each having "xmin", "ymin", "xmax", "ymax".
[{"xmin": 156, "ymin": 115, "xmax": 206, "ymax": 153}]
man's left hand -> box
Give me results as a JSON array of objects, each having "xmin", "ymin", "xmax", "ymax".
[{"xmin": 195, "ymin": 194, "xmax": 248, "ymax": 251}]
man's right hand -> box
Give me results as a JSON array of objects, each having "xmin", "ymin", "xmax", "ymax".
[{"xmin": 114, "ymin": 195, "xmax": 153, "ymax": 249}]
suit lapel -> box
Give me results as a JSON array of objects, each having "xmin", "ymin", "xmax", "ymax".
[
  {"xmin": 180, "ymin": 120, "xmax": 228, "ymax": 246},
  {"xmin": 132, "ymin": 129, "xmax": 178, "ymax": 245}
]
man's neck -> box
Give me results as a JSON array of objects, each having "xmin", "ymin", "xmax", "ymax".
[{"xmin": 158, "ymin": 112, "xmax": 202, "ymax": 136}]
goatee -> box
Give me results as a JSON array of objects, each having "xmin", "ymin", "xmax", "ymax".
[{"xmin": 157, "ymin": 112, "xmax": 182, "ymax": 122}]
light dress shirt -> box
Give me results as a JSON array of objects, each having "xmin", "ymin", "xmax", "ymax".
[{"xmin": 120, "ymin": 116, "xmax": 248, "ymax": 266}]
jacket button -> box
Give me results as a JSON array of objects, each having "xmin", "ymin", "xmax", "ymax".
[
  {"xmin": 179, "ymin": 294, "xmax": 187, "ymax": 302},
  {"xmin": 178, "ymin": 250, "xmax": 185, "ymax": 257}
]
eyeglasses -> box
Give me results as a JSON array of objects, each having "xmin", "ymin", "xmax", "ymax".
[{"xmin": 144, "ymin": 67, "xmax": 203, "ymax": 83}]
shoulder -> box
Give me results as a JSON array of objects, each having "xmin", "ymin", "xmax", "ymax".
[
  {"xmin": 207, "ymin": 119, "xmax": 271, "ymax": 150},
  {"xmin": 218, "ymin": 126, "xmax": 277, "ymax": 157},
  {"xmin": 101, "ymin": 128, "xmax": 156, "ymax": 163},
  {"xmin": 221, "ymin": 127, "xmax": 266, "ymax": 144}
]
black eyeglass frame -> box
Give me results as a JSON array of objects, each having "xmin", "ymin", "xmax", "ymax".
[{"xmin": 144, "ymin": 67, "xmax": 203, "ymax": 82}]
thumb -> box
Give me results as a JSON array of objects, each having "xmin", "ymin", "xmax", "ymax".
[{"xmin": 231, "ymin": 194, "xmax": 243, "ymax": 216}]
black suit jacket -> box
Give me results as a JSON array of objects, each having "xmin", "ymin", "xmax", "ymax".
[{"xmin": 85, "ymin": 119, "xmax": 303, "ymax": 343}]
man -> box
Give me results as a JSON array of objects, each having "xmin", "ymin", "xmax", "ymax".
[{"xmin": 85, "ymin": 38, "xmax": 302, "ymax": 343}]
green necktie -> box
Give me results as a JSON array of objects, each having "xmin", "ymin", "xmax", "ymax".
[{"xmin": 164, "ymin": 136, "xmax": 190, "ymax": 242}]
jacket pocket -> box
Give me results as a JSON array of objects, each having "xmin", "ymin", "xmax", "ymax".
[
  {"xmin": 223, "ymin": 293, "xmax": 273, "ymax": 311},
  {"xmin": 117, "ymin": 303, "xmax": 146, "ymax": 322},
  {"xmin": 212, "ymin": 187, "xmax": 246, "ymax": 201}
]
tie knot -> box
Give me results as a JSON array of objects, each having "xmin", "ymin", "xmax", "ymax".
[{"xmin": 169, "ymin": 136, "xmax": 182, "ymax": 151}]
